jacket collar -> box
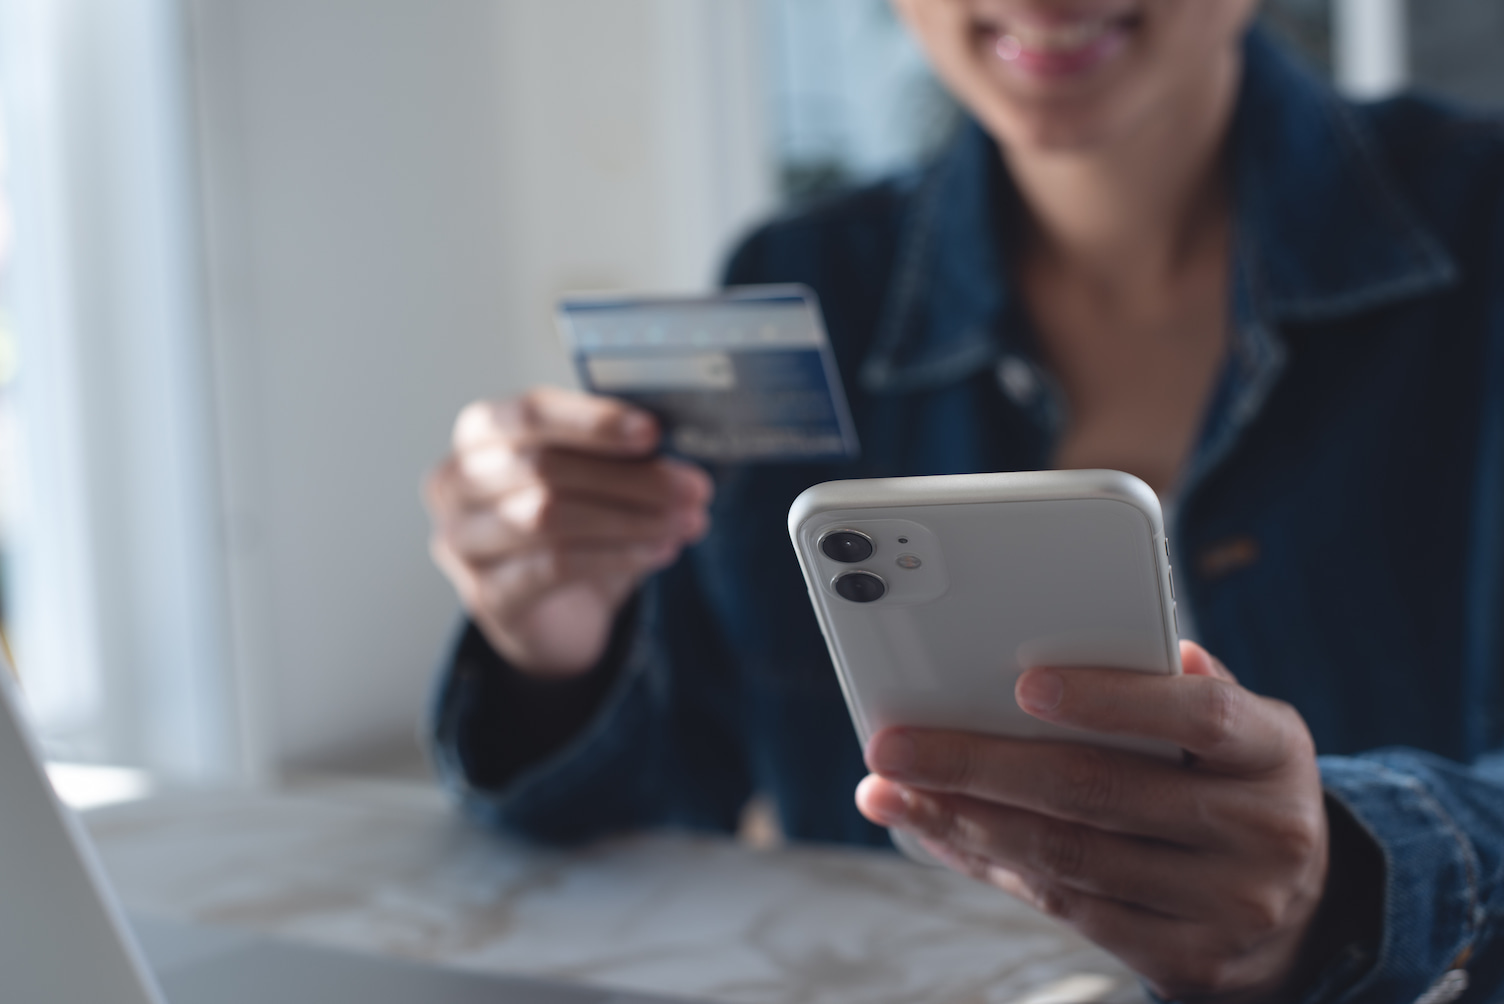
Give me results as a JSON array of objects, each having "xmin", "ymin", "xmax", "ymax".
[
  {"xmin": 858, "ymin": 119, "xmax": 1016, "ymax": 394},
  {"xmin": 861, "ymin": 28, "xmax": 1459, "ymax": 395},
  {"xmin": 1229, "ymin": 30, "xmax": 1457, "ymax": 322}
]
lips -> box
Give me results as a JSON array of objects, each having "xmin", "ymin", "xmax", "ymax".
[
  {"xmin": 1005, "ymin": 16, "xmax": 1121, "ymax": 53},
  {"xmin": 978, "ymin": 7, "xmax": 1140, "ymax": 80}
]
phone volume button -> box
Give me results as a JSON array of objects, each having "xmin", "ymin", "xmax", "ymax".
[{"xmin": 1169, "ymin": 568, "xmax": 1177, "ymax": 599}]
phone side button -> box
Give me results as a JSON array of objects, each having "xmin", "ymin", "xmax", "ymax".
[
  {"xmin": 1169, "ymin": 567, "xmax": 1177, "ymax": 599},
  {"xmin": 1173, "ymin": 603, "xmax": 1180, "ymax": 638}
]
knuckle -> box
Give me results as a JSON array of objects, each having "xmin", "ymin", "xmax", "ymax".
[
  {"xmin": 1255, "ymin": 805, "xmax": 1325, "ymax": 869},
  {"xmin": 1029, "ymin": 881, "xmax": 1074, "ymax": 922},
  {"xmin": 1232, "ymin": 889, "xmax": 1287, "ymax": 940},
  {"xmin": 1272, "ymin": 701, "xmax": 1318, "ymax": 760},
  {"xmin": 515, "ymin": 390, "xmax": 548, "ymax": 433},
  {"xmin": 914, "ymin": 795, "xmax": 983, "ymax": 855},
  {"xmin": 532, "ymin": 491, "xmax": 565, "ymax": 534},
  {"xmin": 1162, "ymin": 954, "xmax": 1241, "ymax": 1000},
  {"xmin": 513, "ymin": 487, "xmax": 562, "ymax": 536},
  {"xmin": 527, "ymin": 448, "xmax": 562, "ymax": 484},
  {"xmin": 529, "ymin": 546, "xmax": 570, "ymax": 583},
  {"xmin": 922, "ymin": 797, "xmax": 966, "ymax": 845},
  {"xmin": 933, "ymin": 738, "xmax": 982, "ymax": 792},
  {"xmin": 1033, "ymin": 823, "xmax": 1090, "ymax": 881},
  {"xmin": 584, "ymin": 401, "xmax": 625, "ymax": 439},
  {"xmin": 1193, "ymin": 681, "xmax": 1244, "ymax": 752},
  {"xmin": 1059, "ymin": 745, "xmax": 1121, "ymax": 817},
  {"xmin": 1272, "ymin": 801, "xmax": 1322, "ymax": 848}
]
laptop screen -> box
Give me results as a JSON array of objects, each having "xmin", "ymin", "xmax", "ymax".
[{"xmin": 0, "ymin": 669, "xmax": 165, "ymax": 1004}]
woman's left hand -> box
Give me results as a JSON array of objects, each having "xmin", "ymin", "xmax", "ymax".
[{"xmin": 855, "ymin": 641, "xmax": 1329, "ymax": 1004}]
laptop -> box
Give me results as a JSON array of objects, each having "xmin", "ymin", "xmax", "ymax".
[{"xmin": 0, "ymin": 667, "xmax": 682, "ymax": 1003}]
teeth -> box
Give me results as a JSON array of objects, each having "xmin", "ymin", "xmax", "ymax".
[{"xmin": 1001, "ymin": 17, "xmax": 1113, "ymax": 54}]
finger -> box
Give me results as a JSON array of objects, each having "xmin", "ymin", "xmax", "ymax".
[
  {"xmin": 863, "ymin": 729, "xmax": 1188, "ymax": 840},
  {"xmin": 443, "ymin": 490, "xmax": 703, "ymax": 561},
  {"xmin": 914, "ymin": 841, "xmax": 1225, "ymax": 1002},
  {"xmin": 449, "ymin": 447, "xmax": 711, "ymax": 514},
  {"xmin": 1180, "ymin": 640, "xmax": 1237, "ymax": 683},
  {"xmin": 453, "ymin": 388, "xmax": 659, "ymax": 457},
  {"xmin": 864, "ymin": 728, "xmax": 1213, "ymax": 843},
  {"xmin": 1014, "ymin": 667, "xmax": 1302, "ymax": 774},
  {"xmin": 441, "ymin": 540, "xmax": 679, "ymax": 674},
  {"xmin": 858, "ymin": 777, "xmax": 1217, "ymax": 919},
  {"xmin": 466, "ymin": 540, "xmax": 681, "ymax": 614}
]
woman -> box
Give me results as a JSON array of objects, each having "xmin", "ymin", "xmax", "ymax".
[{"xmin": 423, "ymin": 3, "xmax": 1504, "ymax": 1001}]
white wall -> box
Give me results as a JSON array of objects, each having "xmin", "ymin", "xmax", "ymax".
[
  {"xmin": 767, "ymin": 0, "xmax": 945, "ymax": 181},
  {"xmin": 189, "ymin": 0, "xmax": 774, "ymax": 771}
]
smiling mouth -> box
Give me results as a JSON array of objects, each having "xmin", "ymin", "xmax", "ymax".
[
  {"xmin": 1006, "ymin": 16, "xmax": 1123, "ymax": 53},
  {"xmin": 977, "ymin": 8, "xmax": 1142, "ymax": 77}
]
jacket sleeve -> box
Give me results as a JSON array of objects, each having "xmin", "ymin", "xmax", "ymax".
[
  {"xmin": 427, "ymin": 549, "xmax": 754, "ymax": 845},
  {"xmin": 1309, "ymin": 275, "xmax": 1504, "ymax": 1004},
  {"xmin": 1305, "ymin": 752, "xmax": 1504, "ymax": 1004}
]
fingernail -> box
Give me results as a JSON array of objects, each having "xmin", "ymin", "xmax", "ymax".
[
  {"xmin": 857, "ymin": 776, "xmax": 911, "ymax": 826},
  {"xmin": 671, "ymin": 464, "xmax": 709, "ymax": 499},
  {"xmin": 676, "ymin": 508, "xmax": 708, "ymax": 539},
  {"xmin": 673, "ymin": 465, "xmax": 712, "ymax": 505},
  {"xmin": 1016, "ymin": 670, "xmax": 1064, "ymax": 714},
  {"xmin": 617, "ymin": 412, "xmax": 654, "ymax": 443},
  {"xmin": 868, "ymin": 731, "xmax": 917, "ymax": 776}
]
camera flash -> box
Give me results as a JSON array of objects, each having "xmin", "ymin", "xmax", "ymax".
[{"xmin": 896, "ymin": 553, "xmax": 922, "ymax": 570}]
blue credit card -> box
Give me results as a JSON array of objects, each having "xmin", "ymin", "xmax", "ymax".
[{"xmin": 556, "ymin": 285, "xmax": 860, "ymax": 463}]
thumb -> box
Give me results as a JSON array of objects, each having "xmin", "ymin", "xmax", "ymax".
[{"xmin": 1179, "ymin": 639, "xmax": 1237, "ymax": 683}]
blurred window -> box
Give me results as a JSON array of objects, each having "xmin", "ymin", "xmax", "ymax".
[
  {"xmin": 0, "ymin": 0, "xmax": 239, "ymax": 781},
  {"xmin": 764, "ymin": 0, "xmax": 958, "ymax": 201},
  {"xmin": 0, "ymin": 102, "xmax": 14, "ymax": 675},
  {"xmin": 1409, "ymin": 0, "xmax": 1504, "ymax": 106}
]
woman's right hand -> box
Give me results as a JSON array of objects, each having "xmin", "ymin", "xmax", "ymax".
[{"xmin": 425, "ymin": 387, "xmax": 713, "ymax": 677}]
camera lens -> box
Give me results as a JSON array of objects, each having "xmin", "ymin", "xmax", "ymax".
[
  {"xmin": 820, "ymin": 530, "xmax": 874, "ymax": 564},
  {"xmin": 834, "ymin": 571, "xmax": 886, "ymax": 603}
]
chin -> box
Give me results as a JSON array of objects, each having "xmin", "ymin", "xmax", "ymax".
[
  {"xmin": 1004, "ymin": 114, "xmax": 1115, "ymax": 154},
  {"xmin": 972, "ymin": 92, "xmax": 1132, "ymax": 156},
  {"xmin": 898, "ymin": 0, "xmax": 1251, "ymax": 159}
]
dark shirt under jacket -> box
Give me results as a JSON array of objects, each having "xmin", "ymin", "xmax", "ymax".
[{"xmin": 431, "ymin": 30, "xmax": 1504, "ymax": 1004}]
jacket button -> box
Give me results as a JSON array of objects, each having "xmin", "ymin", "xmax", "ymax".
[
  {"xmin": 996, "ymin": 357, "xmax": 1039, "ymax": 406},
  {"xmin": 1196, "ymin": 536, "xmax": 1260, "ymax": 581}
]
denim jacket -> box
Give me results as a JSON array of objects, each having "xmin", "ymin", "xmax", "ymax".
[{"xmin": 432, "ymin": 31, "xmax": 1504, "ymax": 1004}]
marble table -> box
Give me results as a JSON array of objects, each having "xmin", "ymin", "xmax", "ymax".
[{"xmin": 84, "ymin": 778, "xmax": 1142, "ymax": 1004}]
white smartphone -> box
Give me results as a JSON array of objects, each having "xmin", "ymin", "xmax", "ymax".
[{"xmin": 788, "ymin": 469, "xmax": 1182, "ymax": 864}]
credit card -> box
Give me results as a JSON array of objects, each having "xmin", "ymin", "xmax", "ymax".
[{"xmin": 556, "ymin": 285, "xmax": 860, "ymax": 463}]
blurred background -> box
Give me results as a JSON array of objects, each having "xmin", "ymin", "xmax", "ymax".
[{"xmin": 0, "ymin": 0, "xmax": 1497, "ymax": 792}]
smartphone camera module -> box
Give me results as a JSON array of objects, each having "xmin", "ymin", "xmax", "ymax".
[
  {"xmin": 820, "ymin": 530, "xmax": 874, "ymax": 564},
  {"xmin": 833, "ymin": 570, "xmax": 886, "ymax": 603}
]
